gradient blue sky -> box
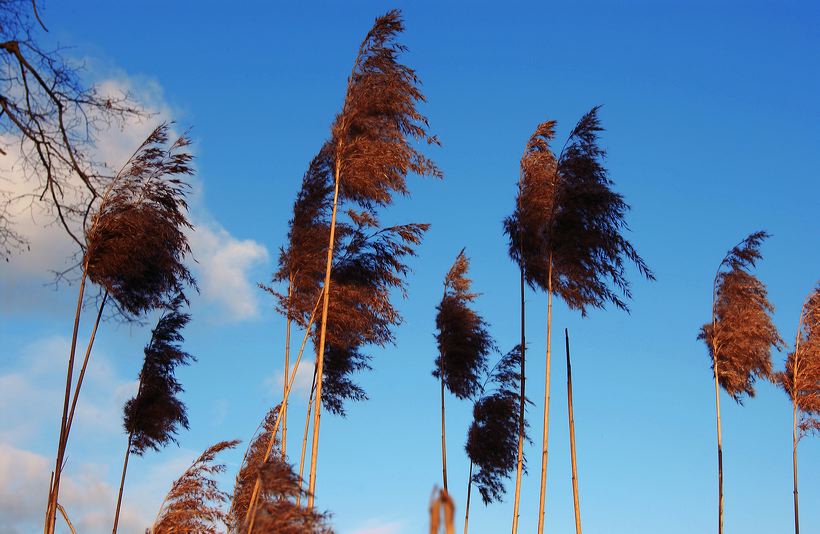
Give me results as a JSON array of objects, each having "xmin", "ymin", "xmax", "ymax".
[{"xmin": 1, "ymin": 1, "xmax": 818, "ymax": 533}]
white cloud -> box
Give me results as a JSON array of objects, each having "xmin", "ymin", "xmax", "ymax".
[
  {"xmin": 348, "ymin": 519, "xmax": 404, "ymax": 534},
  {"xmin": 266, "ymin": 357, "xmax": 315, "ymax": 400},
  {"xmin": 0, "ymin": 136, "xmax": 79, "ymax": 279},
  {"xmin": 0, "ymin": 334, "xmax": 202, "ymax": 534},
  {"xmin": 92, "ymin": 77, "xmax": 175, "ymax": 170},
  {"xmin": 188, "ymin": 222, "xmax": 268, "ymax": 321},
  {"xmin": 0, "ymin": 336, "xmax": 138, "ymax": 447},
  {"xmin": 1, "ymin": 72, "xmax": 270, "ymax": 323},
  {"xmin": 0, "ymin": 443, "xmax": 151, "ymax": 534}
]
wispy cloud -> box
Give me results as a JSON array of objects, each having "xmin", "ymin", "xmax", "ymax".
[
  {"xmin": 0, "ymin": 336, "xmax": 138, "ymax": 446},
  {"xmin": 188, "ymin": 223, "xmax": 269, "ymax": 321},
  {"xmin": 0, "ymin": 73, "xmax": 270, "ymax": 323},
  {"xmin": 265, "ymin": 356, "xmax": 315, "ymax": 400},
  {"xmin": 348, "ymin": 519, "xmax": 404, "ymax": 534}
]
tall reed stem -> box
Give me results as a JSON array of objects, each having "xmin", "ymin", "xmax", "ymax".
[
  {"xmin": 111, "ymin": 432, "xmax": 132, "ymax": 534},
  {"xmin": 463, "ymin": 461, "xmax": 473, "ymax": 534},
  {"xmin": 282, "ymin": 276, "xmax": 293, "ymax": 459},
  {"xmin": 46, "ymin": 267, "xmax": 89, "ymax": 534},
  {"xmin": 307, "ymin": 148, "xmax": 343, "ymax": 509},
  {"xmin": 245, "ymin": 289, "xmax": 323, "ymax": 531},
  {"xmin": 65, "ymin": 292, "xmax": 108, "ymax": 440},
  {"xmin": 440, "ymin": 375, "xmax": 449, "ymax": 492},
  {"xmin": 296, "ymin": 365, "xmax": 317, "ymax": 507},
  {"xmin": 566, "ymin": 329, "xmax": 582, "ymax": 534},
  {"xmin": 112, "ymin": 351, "xmax": 145, "ymax": 534},
  {"xmin": 536, "ymin": 257, "xmax": 553, "ymax": 534},
  {"xmin": 512, "ymin": 172, "xmax": 527, "ymax": 534},
  {"xmin": 56, "ymin": 503, "xmax": 76, "ymax": 534},
  {"xmin": 712, "ymin": 339, "xmax": 724, "ymax": 534},
  {"xmin": 511, "ymin": 217, "xmax": 526, "ymax": 534},
  {"xmin": 791, "ymin": 309, "xmax": 803, "ymax": 534},
  {"xmin": 792, "ymin": 400, "xmax": 800, "ymax": 534}
]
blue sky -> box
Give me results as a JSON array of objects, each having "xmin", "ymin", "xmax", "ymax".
[{"xmin": 1, "ymin": 1, "xmax": 818, "ymax": 533}]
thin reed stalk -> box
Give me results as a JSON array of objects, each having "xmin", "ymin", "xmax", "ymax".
[
  {"xmin": 45, "ymin": 266, "xmax": 88, "ymax": 534},
  {"xmin": 463, "ymin": 462, "xmax": 473, "ymax": 534},
  {"xmin": 111, "ymin": 432, "xmax": 132, "ymax": 534},
  {"xmin": 307, "ymin": 161, "xmax": 341, "ymax": 509},
  {"xmin": 282, "ymin": 276, "xmax": 293, "ymax": 459},
  {"xmin": 296, "ymin": 366, "xmax": 317, "ymax": 507},
  {"xmin": 245, "ymin": 289, "xmax": 323, "ymax": 527},
  {"xmin": 440, "ymin": 373, "xmax": 449, "ymax": 492},
  {"xmin": 537, "ymin": 257, "xmax": 553, "ymax": 534},
  {"xmin": 65, "ymin": 293, "xmax": 109, "ymax": 440},
  {"xmin": 511, "ymin": 173, "xmax": 526, "ymax": 534},
  {"xmin": 565, "ymin": 329, "xmax": 582, "ymax": 534}
]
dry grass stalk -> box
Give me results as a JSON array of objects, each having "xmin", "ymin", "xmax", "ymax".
[
  {"xmin": 307, "ymin": 7, "xmax": 440, "ymax": 506},
  {"xmin": 230, "ymin": 408, "xmax": 332, "ymax": 534},
  {"xmin": 113, "ymin": 293, "xmax": 193, "ymax": 533},
  {"xmin": 45, "ymin": 124, "xmax": 195, "ymax": 534},
  {"xmin": 466, "ymin": 346, "xmax": 526, "ymax": 508},
  {"xmin": 429, "ymin": 488, "xmax": 455, "ymax": 534},
  {"xmin": 504, "ymin": 108, "xmax": 653, "ymax": 533},
  {"xmin": 434, "ymin": 250, "xmax": 496, "ymax": 492},
  {"xmin": 56, "ymin": 503, "xmax": 76, "ymax": 534},
  {"xmin": 150, "ymin": 440, "xmax": 239, "ymax": 534},
  {"xmin": 243, "ymin": 289, "xmax": 324, "ymax": 525},
  {"xmin": 263, "ymin": 146, "xmax": 335, "ymax": 456},
  {"xmin": 565, "ymin": 329, "xmax": 582, "ymax": 534},
  {"xmin": 297, "ymin": 366, "xmax": 318, "ymax": 507},
  {"xmin": 698, "ymin": 231, "xmax": 783, "ymax": 534},
  {"xmin": 776, "ymin": 283, "xmax": 820, "ymax": 534}
]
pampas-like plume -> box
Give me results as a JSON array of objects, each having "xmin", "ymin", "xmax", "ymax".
[
  {"xmin": 230, "ymin": 408, "xmax": 333, "ymax": 534},
  {"xmin": 779, "ymin": 283, "xmax": 820, "ymax": 437},
  {"xmin": 776, "ymin": 283, "xmax": 820, "ymax": 534},
  {"xmin": 699, "ymin": 232, "xmax": 784, "ymax": 401},
  {"xmin": 124, "ymin": 293, "xmax": 193, "ymax": 453},
  {"xmin": 113, "ymin": 293, "xmax": 193, "ymax": 532},
  {"xmin": 505, "ymin": 108, "xmax": 654, "ymax": 314},
  {"xmin": 466, "ymin": 346, "xmax": 527, "ymax": 506},
  {"xmin": 46, "ymin": 124, "xmax": 196, "ymax": 534},
  {"xmin": 434, "ymin": 250, "xmax": 495, "ymax": 492},
  {"xmin": 266, "ymin": 143, "xmax": 336, "ymax": 327},
  {"xmin": 331, "ymin": 10, "xmax": 441, "ymax": 209},
  {"xmin": 318, "ymin": 221, "xmax": 428, "ymax": 414},
  {"xmin": 151, "ymin": 440, "xmax": 240, "ymax": 534},
  {"xmin": 433, "ymin": 250, "xmax": 494, "ymax": 400},
  {"xmin": 85, "ymin": 124, "xmax": 195, "ymax": 318},
  {"xmin": 504, "ymin": 107, "xmax": 654, "ymax": 534},
  {"xmin": 307, "ymin": 8, "xmax": 441, "ymax": 506},
  {"xmin": 698, "ymin": 231, "xmax": 783, "ymax": 534}
]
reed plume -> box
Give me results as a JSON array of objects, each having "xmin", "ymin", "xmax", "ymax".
[
  {"xmin": 85, "ymin": 125, "xmax": 195, "ymax": 318},
  {"xmin": 230, "ymin": 408, "xmax": 333, "ymax": 534},
  {"xmin": 504, "ymin": 107, "xmax": 653, "ymax": 534},
  {"xmin": 46, "ymin": 124, "xmax": 195, "ymax": 534},
  {"xmin": 434, "ymin": 250, "xmax": 496, "ymax": 492},
  {"xmin": 320, "ymin": 220, "xmax": 428, "ymax": 414},
  {"xmin": 466, "ymin": 346, "xmax": 527, "ymax": 507},
  {"xmin": 307, "ymin": 7, "xmax": 441, "ymax": 506},
  {"xmin": 150, "ymin": 440, "xmax": 239, "ymax": 534},
  {"xmin": 113, "ymin": 293, "xmax": 193, "ymax": 533},
  {"xmin": 698, "ymin": 231, "xmax": 783, "ymax": 534},
  {"xmin": 775, "ymin": 283, "xmax": 820, "ymax": 534}
]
